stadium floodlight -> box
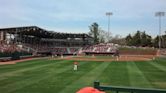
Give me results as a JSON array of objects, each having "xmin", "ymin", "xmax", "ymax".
[
  {"xmin": 155, "ymin": 12, "xmax": 165, "ymax": 50},
  {"xmin": 106, "ymin": 12, "xmax": 113, "ymax": 33}
]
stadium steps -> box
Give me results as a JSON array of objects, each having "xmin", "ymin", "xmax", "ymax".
[
  {"xmin": 107, "ymin": 47, "xmax": 111, "ymax": 52},
  {"xmin": 93, "ymin": 47, "xmax": 96, "ymax": 52},
  {"xmin": 22, "ymin": 45, "xmax": 36, "ymax": 53},
  {"xmin": 67, "ymin": 48, "xmax": 71, "ymax": 54}
]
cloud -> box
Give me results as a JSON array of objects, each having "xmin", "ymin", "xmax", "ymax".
[{"xmin": 0, "ymin": 0, "xmax": 165, "ymax": 36}]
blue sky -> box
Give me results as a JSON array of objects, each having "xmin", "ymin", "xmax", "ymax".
[{"xmin": 0, "ymin": 0, "xmax": 166, "ymax": 37}]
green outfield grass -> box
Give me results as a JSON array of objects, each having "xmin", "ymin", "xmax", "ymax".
[{"xmin": 0, "ymin": 58, "xmax": 166, "ymax": 93}]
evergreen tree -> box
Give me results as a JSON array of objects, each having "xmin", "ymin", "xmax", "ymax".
[
  {"xmin": 89, "ymin": 22, "xmax": 99, "ymax": 44},
  {"xmin": 160, "ymin": 35, "xmax": 166, "ymax": 48},
  {"xmin": 132, "ymin": 31, "xmax": 141, "ymax": 46},
  {"xmin": 141, "ymin": 31, "xmax": 152, "ymax": 47},
  {"xmin": 125, "ymin": 34, "xmax": 132, "ymax": 45},
  {"xmin": 153, "ymin": 36, "xmax": 159, "ymax": 48},
  {"xmin": 125, "ymin": 31, "xmax": 152, "ymax": 47}
]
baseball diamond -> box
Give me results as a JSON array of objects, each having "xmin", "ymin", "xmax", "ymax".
[
  {"xmin": 0, "ymin": 25, "xmax": 166, "ymax": 93},
  {"xmin": 1, "ymin": 1, "xmax": 166, "ymax": 93}
]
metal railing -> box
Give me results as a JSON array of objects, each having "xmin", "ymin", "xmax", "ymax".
[{"xmin": 94, "ymin": 81, "xmax": 166, "ymax": 93}]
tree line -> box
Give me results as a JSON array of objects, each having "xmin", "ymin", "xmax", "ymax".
[{"xmin": 89, "ymin": 22, "xmax": 166, "ymax": 48}]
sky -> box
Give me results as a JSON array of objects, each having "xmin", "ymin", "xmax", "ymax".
[{"xmin": 0, "ymin": 0, "xmax": 166, "ymax": 37}]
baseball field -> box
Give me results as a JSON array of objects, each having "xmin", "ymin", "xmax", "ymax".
[{"xmin": 0, "ymin": 57, "xmax": 166, "ymax": 93}]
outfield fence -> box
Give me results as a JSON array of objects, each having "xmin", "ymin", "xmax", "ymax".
[{"xmin": 94, "ymin": 81, "xmax": 166, "ymax": 93}]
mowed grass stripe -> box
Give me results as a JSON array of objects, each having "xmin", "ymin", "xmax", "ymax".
[
  {"xmin": 136, "ymin": 61, "xmax": 166, "ymax": 89},
  {"xmin": 58, "ymin": 62, "xmax": 110, "ymax": 93},
  {"xmin": 1, "ymin": 58, "xmax": 166, "ymax": 93},
  {"xmin": 12, "ymin": 61, "xmax": 88, "ymax": 93},
  {"xmin": 0, "ymin": 60, "xmax": 86, "ymax": 93},
  {"xmin": 0, "ymin": 59, "xmax": 50, "ymax": 73},
  {"xmin": 148, "ymin": 61, "xmax": 166, "ymax": 72},
  {"xmin": 127, "ymin": 62, "xmax": 152, "ymax": 88},
  {"xmin": 0, "ymin": 60, "xmax": 73, "ymax": 85},
  {"xmin": 155, "ymin": 57, "xmax": 166, "ymax": 65},
  {"xmin": 99, "ymin": 62, "xmax": 130, "ymax": 86},
  {"xmin": 16, "ymin": 62, "xmax": 102, "ymax": 93},
  {"xmin": 0, "ymin": 60, "xmax": 69, "ymax": 80}
]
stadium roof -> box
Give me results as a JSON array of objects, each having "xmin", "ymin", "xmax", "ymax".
[{"xmin": 0, "ymin": 26, "xmax": 92, "ymax": 39}]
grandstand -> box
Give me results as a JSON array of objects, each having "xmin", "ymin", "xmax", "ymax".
[
  {"xmin": 0, "ymin": 26, "xmax": 93, "ymax": 60},
  {"xmin": 0, "ymin": 26, "xmax": 120, "ymax": 62},
  {"xmin": 82, "ymin": 43, "xmax": 119, "ymax": 56}
]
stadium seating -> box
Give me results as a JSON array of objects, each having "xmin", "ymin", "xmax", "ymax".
[
  {"xmin": 0, "ymin": 41, "xmax": 32, "ymax": 61},
  {"xmin": 160, "ymin": 49, "xmax": 166, "ymax": 55},
  {"xmin": 82, "ymin": 43, "xmax": 118, "ymax": 54},
  {"xmin": 0, "ymin": 41, "xmax": 20, "ymax": 53},
  {"xmin": 22, "ymin": 44, "xmax": 81, "ymax": 55}
]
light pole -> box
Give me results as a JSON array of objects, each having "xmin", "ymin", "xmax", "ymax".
[
  {"xmin": 155, "ymin": 12, "xmax": 165, "ymax": 51},
  {"xmin": 106, "ymin": 12, "xmax": 113, "ymax": 34}
]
